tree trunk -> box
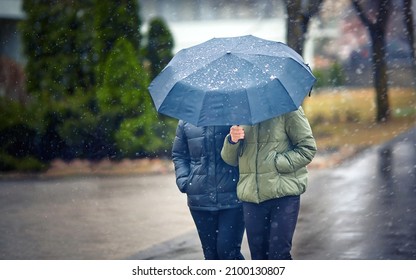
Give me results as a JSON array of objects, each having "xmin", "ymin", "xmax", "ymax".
[
  {"xmin": 286, "ymin": 0, "xmax": 305, "ymax": 55},
  {"xmin": 284, "ymin": 0, "xmax": 322, "ymax": 57},
  {"xmin": 403, "ymin": 0, "xmax": 416, "ymax": 82},
  {"xmin": 370, "ymin": 27, "xmax": 390, "ymax": 122},
  {"xmin": 351, "ymin": 0, "xmax": 392, "ymax": 123}
]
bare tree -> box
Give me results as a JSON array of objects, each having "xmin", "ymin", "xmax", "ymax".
[
  {"xmin": 351, "ymin": 0, "xmax": 392, "ymax": 122},
  {"xmin": 283, "ymin": 0, "xmax": 324, "ymax": 56},
  {"xmin": 403, "ymin": 0, "xmax": 416, "ymax": 78}
]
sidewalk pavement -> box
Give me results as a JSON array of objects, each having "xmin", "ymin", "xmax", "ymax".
[{"xmin": 130, "ymin": 126, "xmax": 416, "ymax": 260}]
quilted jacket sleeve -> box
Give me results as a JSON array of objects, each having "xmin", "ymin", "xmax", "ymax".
[
  {"xmin": 221, "ymin": 135, "xmax": 240, "ymax": 167},
  {"xmin": 275, "ymin": 108, "xmax": 317, "ymax": 173},
  {"xmin": 171, "ymin": 121, "xmax": 190, "ymax": 193}
]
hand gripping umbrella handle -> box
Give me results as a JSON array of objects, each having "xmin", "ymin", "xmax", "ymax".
[{"xmin": 236, "ymin": 125, "xmax": 244, "ymax": 157}]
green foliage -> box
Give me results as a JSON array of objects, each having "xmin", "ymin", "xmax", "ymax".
[
  {"xmin": 18, "ymin": 0, "xmax": 98, "ymax": 161},
  {"xmin": 54, "ymin": 90, "xmax": 118, "ymax": 159},
  {"xmin": 146, "ymin": 17, "xmax": 174, "ymax": 79},
  {"xmin": 115, "ymin": 115, "xmax": 177, "ymax": 157},
  {"xmin": 0, "ymin": 97, "xmax": 36, "ymax": 156},
  {"xmin": 329, "ymin": 62, "xmax": 345, "ymax": 86},
  {"xmin": 5, "ymin": 0, "xmax": 178, "ymax": 172},
  {"xmin": 96, "ymin": 38, "xmax": 167, "ymax": 157},
  {"xmin": 0, "ymin": 97, "xmax": 45, "ymax": 171},
  {"xmin": 97, "ymin": 39, "xmax": 148, "ymax": 117},
  {"xmin": 115, "ymin": 113, "xmax": 160, "ymax": 156},
  {"xmin": 312, "ymin": 69, "xmax": 325, "ymax": 88},
  {"xmin": 93, "ymin": 0, "xmax": 142, "ymax": 85},
  {"xmin": 0, "ymin": 152, "xmax": 45, "ymax": 172},
  {"xmin": 313, "ymin": 62, "xmax": 346, "ymax": 88},
  {"xmin": 19, "ymin": 0, "xmax": 95, "ymax": 98}
]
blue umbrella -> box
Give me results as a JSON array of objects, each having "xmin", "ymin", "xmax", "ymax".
[{"xmin": 148, "ymin": 35, "xmax": 316, "ymax": 126}]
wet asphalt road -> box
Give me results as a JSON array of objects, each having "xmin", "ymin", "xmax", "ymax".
[
  {"xmin": 293, "ymin": 127, "xmax": 416, "ymax": 260},
  {"xmin": 0, "ymin": 127, "xmax": 415, "ymax": 260},
  {"xmin": 0, "ymin": 175, "xmax": 195, "ymax": 259}
]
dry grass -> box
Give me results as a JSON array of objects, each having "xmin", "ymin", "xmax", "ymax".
[{"xmin": 303, "ymin": 87, "xmax": 416, "ymax": 152}]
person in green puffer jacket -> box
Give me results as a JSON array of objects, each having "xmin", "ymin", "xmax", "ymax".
[{"xmin": 221, "ymin": 107, "xmax": 317, "ymax": 260}]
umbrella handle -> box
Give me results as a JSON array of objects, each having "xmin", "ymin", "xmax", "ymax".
[
  {"xmin": 236, "ymin": 125, "xmax": 244, "ymax": 157},
  {"xmin": 238, "ymin": 140, "xmax": 244, "ymax": 157}
]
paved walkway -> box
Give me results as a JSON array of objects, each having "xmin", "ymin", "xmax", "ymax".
[
  {"xmin": 0, "ymin": 127, "xmax": 415, "ymax": 260},
  {"xmin": 0, "ymin": 175, "xmax": 194, "ymax": 259}
]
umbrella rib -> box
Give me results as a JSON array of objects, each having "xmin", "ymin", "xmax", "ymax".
[
  {"xmin": 275, "ymin": 78, "xmax": 298, "ymax": 109},
  {"xmin": 232, "ymin": 53, "xmax": 311, "ymax": 73},
  {"xmin": 172, "ymin": 52, "xmax": 226, "ymax": 82},
  {"xmin": 196, "ymin": 89, "xmax": 209, "ymax": 127},
  {"xmin": 244, "ymin": 87, "xmax": 254, "ymax": 125}
]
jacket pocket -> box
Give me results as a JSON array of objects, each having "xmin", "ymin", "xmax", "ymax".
[
  {"xmin": 185, "ymin": 167, "xmax": 195, "ymax": 193},
  {"xmin": 178, "ymin": 177, "xmax": 188, "ymax": 193},
  {"xmin": 186, "ymin": 163, "xmax": 206, "ymax": 195},
  {"xmin": 265, "ymin": 150, "xmax": 279, "ymax": 174}
]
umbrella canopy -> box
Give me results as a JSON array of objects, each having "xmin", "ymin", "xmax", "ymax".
[{"xmin": 148, "ymin": 35, "xmax": 316, "ymax": 126}]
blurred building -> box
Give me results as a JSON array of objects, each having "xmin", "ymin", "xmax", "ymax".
[
  {"xmin": 0, "ymin": 0, "xmax": 24, "ymax": 63},
  {"xmin": 1, "ymin": 0, "xmax": 314, "ymax": 68},
  {"xmin": 0, "ymin": 0, "xmax": 26, "ymax": 102},
  {"xmin": 138, "ymin": 0, "xmax": 289, "ymax": 53}
]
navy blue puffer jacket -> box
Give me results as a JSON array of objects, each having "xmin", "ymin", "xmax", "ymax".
[{"xmin": 172, "ymin": 121, "xmax": 241, "ymax": 211}]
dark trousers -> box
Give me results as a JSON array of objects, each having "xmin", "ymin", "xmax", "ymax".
[
  {"xmin": 243, "ymin": 195, "xmax": 300, "ymax": 260},
  {"xmin": 190, "ymin": 207, "xmax": 245, "ymax": 260}
]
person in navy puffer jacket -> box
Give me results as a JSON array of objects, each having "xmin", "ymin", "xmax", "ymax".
[{"xmin": 172, "ymin": 120, "xmax": 245, "ymax": 260}]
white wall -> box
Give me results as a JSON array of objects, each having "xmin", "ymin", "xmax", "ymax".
[
  {"xmin": 147, "ymin": 17, "xmax": 315, "ymax": 67},
  {"xmin": 168, "ymin": 18, "xmax": 286, "ymax": 52}
]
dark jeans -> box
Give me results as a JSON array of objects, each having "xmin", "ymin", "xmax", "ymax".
[
  {"xmin": 243, "ymin": 195, "xmax": 300, "ymax": 260},
  {"xmin": 190, "ymin": 207, "xmax": 245, "ymax": 260}
]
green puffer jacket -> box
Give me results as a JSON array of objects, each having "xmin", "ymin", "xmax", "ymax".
[{"xmin": 221, "ymin": 107, "xmax": 317, "ymax": 204}]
